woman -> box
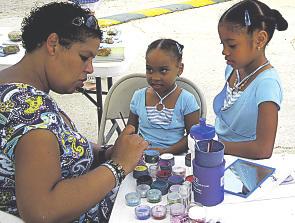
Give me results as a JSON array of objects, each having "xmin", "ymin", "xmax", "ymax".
[{"xmin": 0, "ymin": 2, "xmax": 147, "ymax": 222}]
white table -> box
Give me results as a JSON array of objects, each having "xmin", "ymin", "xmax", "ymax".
[
  {"xmin": 109, "ymin": 154, "xmax": 295, "ymax": 223},
  {"xmin": 0, "ymin": 27, "xmax": 135, "ymax": 135}
]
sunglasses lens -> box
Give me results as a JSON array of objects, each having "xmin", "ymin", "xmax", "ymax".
[{"xmin": 86, "ymin": 16, "xmax": 98, "ymax": 30}]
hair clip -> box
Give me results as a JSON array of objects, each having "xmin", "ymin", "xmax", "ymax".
[
  {"xmin": 175, "ymin": 42, "xmax": 182, "ymax": 55},
  {"xmin": 244, "ymin": 10, "xmax": 251, "ymax": 26}
]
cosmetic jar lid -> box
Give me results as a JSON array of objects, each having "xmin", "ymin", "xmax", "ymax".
[
  {"xmin": 169, "ymin": 184, "xmax": 181, "ymax": 193},
  {"xmin": 135, "ymin": 205, "xmax": 151, "ymax": 220},
  {"xmin": 146, "ymin": 189, "xmax": 162, "ymax": 203},
  {"xmin": 151, "ymin": 180, "xmax": 169, "ymax": 195},
  {"xmin": 144, "ymin": 150, "xmax": 160, "ymax": 164},
  {"xmin": 168, "ymin": 175, "xmax": 184, "ymax": 186},
  {"xmin": 160, "ymin": 153, "xmax": 175, "ymax": 166},
  {"xmin": 136, "ymin": 184, "xmax": 151, "ymax": 198},
  {"xmin": 172, "ymin": 166, "xmax": 186, "ymax": 178},
  {"xmin": 133, "ymin": 165, "xmax": 149, "ymax": 179},
  {"xmin": 188, "ymin": 205, "xmax": 206, "ymax": 221},
  {"xmin": 125, "ymin": 192, "xmax": 141, "ymax": 207},
  {"xmin": 151, "ymin": 205, "xmax": 167, "ymax": 220},
  {"xmin": 158, "ymin": 160, "xmax": 172, "ymax": 171},
  {"xmin": 170, "ymin": 203, "xmax": 185, "ymax": 216},
  {"xmin": 185, "ymin": 175, "xmax": 194, "ymax": 183},
  {"xmin": 156, "ymin": 169, "xmax": 171, "ymax": 181},
  {"xmin": 136, "ymin": 174, "xmax": 153, "ymax": 186},
  {"xmin": 167, "ymin": 192, "xmax": 182, "ymax": 205}
]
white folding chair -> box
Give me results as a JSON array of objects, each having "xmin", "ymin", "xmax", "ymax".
[{"xmin": 97, "ymin": 73, "xmax": 207, "ymax": 145}]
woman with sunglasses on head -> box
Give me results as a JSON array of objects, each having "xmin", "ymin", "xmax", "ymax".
[{"xmin": 0, "ymin": 2, "xmax": 148, "ymax": 222}]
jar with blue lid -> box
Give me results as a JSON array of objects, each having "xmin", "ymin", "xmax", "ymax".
[{"xmin": 144, "ymin": 150, "xmax": 160, "ymax": 164}]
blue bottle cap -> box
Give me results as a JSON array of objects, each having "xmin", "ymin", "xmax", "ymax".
[
  {"xmin": 135, "ymin": 205, "xmax": 151, "ymax": 220},
  {"xmin": 189, "ymin": 118, "xmax": 215, "ymax": 140},
  {"xmin": 168, "ymin": 175, "xmax": 184, "ymax": 186}
]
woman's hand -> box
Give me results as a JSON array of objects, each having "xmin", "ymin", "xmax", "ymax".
[{"xmin": 111, "ymin": 125, "xmax": 148, "ymax": 173}]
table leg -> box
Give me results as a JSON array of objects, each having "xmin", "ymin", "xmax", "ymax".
[{"xmin": 96, "ymin": 77, "xmax": 103, "ymax": 131}]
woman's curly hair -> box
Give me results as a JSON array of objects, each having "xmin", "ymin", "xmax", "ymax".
[{"xmin": 21, "ymin": 2, "xmax": 102, "ymax": 52}]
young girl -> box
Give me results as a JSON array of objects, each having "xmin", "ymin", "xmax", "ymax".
[
  {"xmin": 213, "ymin": 0, "xmax": 288, "ymax": 159},
  {"xmin": 127, "ymin": 39, "xmax": 200, "ymax": 155}
]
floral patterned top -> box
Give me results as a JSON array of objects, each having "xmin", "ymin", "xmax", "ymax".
[{"xmin": 0, "ymin": 83, "xmax": 114, "ymax": 222}]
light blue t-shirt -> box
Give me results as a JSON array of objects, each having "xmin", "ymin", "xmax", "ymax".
[
  {"xmin": 130, "ymin": 87, "xmax": 199, "ymax": 149},
  {"xmin": 213, "ymin": 66, "xmax": 282, "ymax": 142}
]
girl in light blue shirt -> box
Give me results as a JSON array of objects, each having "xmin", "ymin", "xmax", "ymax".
[
  {"xmin": 214, "ymin": 0, "xmax": 288, "ymax": 159},
  {"xmin": 128, "ymin": 39, "xmax": 200, "ymax": 154}
]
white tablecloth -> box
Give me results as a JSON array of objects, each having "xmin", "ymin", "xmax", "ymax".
[{"xmin": 109, "ymin": 154, "xmax": 295, "ymax": 223}]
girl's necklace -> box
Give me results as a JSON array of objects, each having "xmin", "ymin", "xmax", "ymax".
[
  {"xmin": 233, "ymin": 60, "xmax": 270, "ymax": 93},
  {"xmin": 154, "ymin": 84, "xmax": 177, "ymax": 111}
]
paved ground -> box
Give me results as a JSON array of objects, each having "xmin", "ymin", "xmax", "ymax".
[{"xmin": 1, "ymin": 0, "xmax": 295, "ymax": 153}]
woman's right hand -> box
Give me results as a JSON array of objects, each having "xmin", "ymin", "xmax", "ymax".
[{"xmin": 111, "ymin": 125, "xmax": 148, "ymax": 173}]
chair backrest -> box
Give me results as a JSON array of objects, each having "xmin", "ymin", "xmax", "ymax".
[{"xmin": 98, "ymin": 73, "xmax": 206, "ymax": 145}]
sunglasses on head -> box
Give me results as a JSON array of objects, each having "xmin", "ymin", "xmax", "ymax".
[{"xmin": 72, "ymin": 15, "xmax": 98, "ymax": 30}]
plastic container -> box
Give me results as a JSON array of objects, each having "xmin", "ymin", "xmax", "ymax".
[{"xmin": 188, "ymin": 118, "xmax": 215, "ymax": 174}]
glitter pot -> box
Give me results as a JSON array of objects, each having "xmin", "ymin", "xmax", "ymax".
[
  {"xmin": 156, "ymin": 169, "xmax": 172, "ymax": 181},
  {"xmin": 125, "ymin": 192, "xmax": 141, "ymax": 207},
  {"xmin": 135, "ymin": 205, "xmax": 151, "ymax": 220},
  {"xmin": 146, "ymin": 189, "xmax": 162, "ymax": 203},
  {"xmin": 167, "ymin": 191, "xmax": 182, "ymax": 205},
  {"xmin": 133, "ymin": 165, "xmax": 149, "ymax": 179},
  {"xmin": 136, "ymin": 175, "xmax": 153, "ymax": 186},
  {"xmin": 151, "ymin": 180, "xmax": 169, "ymax": 195},
  {"xmin": 169, "ymin": 184, "xmax": 181, "ymax": 193},
  {"xmin": 188, "ymin": 205, "xmax": 207, "ymax": 223},
  {"xmin": 185, "ymin": 153, "xmax": 191, "ymax": 167},
  {"xmin": 151, "ymin": 205, "xmax": 167, "ymax": 220},
  {"xmin": 160, "ymin": 153, "xmax": 175, "ymax": 166},
  {"xmin": 148, "ymin": 164, "xmax": 158, "ymax": 179},
  {"xmin": 144, "ymin": 150, "xmax": 160, "ymax": 164},
  {"xmin": 136, "ymin": 184, "xmax": 151, "ymax": 198},
  {"xmin": 172, "ymin": 166, "xmax": 186, "ymax": 178},
  {"xmin": 158, "ymin": 160, "xmax": 172, "ymax": 171},
  {"xmin": 185, "ymin": 175, "xmax": 194, "ymax": 183},
  {"xmin": 168, "ymin": 175, "xmax": 184, "ymax": 187}
]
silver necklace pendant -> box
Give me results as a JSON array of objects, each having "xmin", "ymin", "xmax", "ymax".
[{"xmin": 153, "ymin": 84, "xmax": 178, "ymax": 112}]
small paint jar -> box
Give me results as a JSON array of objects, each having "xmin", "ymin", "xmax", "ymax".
[
  {"xmin": 185, "ymin": 175, "xmax": 194, "ymax": 183},
  {"xmin": 136, "ymin": 175, "xmax": 153, "ymax": 186},
  {"xmin": 172, "ymin": 166, "xmax": 186, "ymax": 178},
  {"xmin": 144, "ymin": 150, "xmax": 160, "ymax": 164},
  {"xmin": 169, "ymin": 184, "xmax": 181, "ymax": 193},
  {"xmin": 170, "ymin": 203, "xmax": 188, "ymax": 222},
  {"xmin": 167, "ymin": 191, "xmax": 182, "ymax": 205},
  {"xmin": 160, "ymin": 153, "xmax": 175, "ymax": 166},
  {"xmin": 151, "ymin": 205, "xmax": 167, "ymax": 220},
  {"xmin": 168, "ymin": 175, "xmax": 184, "ymax": 187},
  {"xmin": 148, "ymin": 164, "xmax": 158, "ymax": 179},
  {"xmin": 158, "ymin": 160, "xmax": 172, "ymax": 171},
  {"xmin": 125, "ymin": 192, "xmax": 141, "ymax": 207},
  {"xmin": 136, "ymin": 184, "xmax": 151, "ymax": 198},
  {"xmin": 146, "ymin": 189, "xmax": 162, "ymax": 203},
  {"xmin": 135, "ymin": 205, "xmax": 151, "ymax": 220},
  {"xmin": 188, "ymin": 205, "xmax": 207, "ymax": 223},
  {"xmin": 185, "ymin": 153, "xmax": 191, "ymax": 167},
  {"xmin": 151, "ymin": 179, "xmax": 169, "ymax": 195},
  {"xmin": 156, "ymin": 169, "xmax": 171, "ymax": 181},
  {"xmin": 133, "ymin": 165, "xmax": 149, "ymax": 179}
]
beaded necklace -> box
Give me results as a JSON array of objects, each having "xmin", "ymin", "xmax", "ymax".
[
  {"xmin": 232, "ymin": 60, "xmax": 270, "ymax": 94},
  {"xmin": 154, "ymin": 84, "xmax": 177, "ymax": 111}
]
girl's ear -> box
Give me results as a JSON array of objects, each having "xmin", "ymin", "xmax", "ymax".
[
  {"xmin": 178, "ymin": 63, "xmax": 184, "ymax": 76},
  {"xmin": 256, "ymin": 30, "xmax": 268, "ymax": 50},
  {"xmin": 46, "ymin": 33, "xmax": 59, "ymax": 56}
]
